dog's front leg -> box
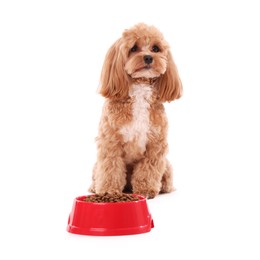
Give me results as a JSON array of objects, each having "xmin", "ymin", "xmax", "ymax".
[
  {"xmin": 131, "ymin": 143, "xmax": 168, "ymax": 198},
  {"xmin": 93, "ymin": 142, "xmax": 126, "ymax": 194}
]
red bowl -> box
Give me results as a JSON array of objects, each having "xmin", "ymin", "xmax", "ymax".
[{"xmin": 67, "ymin": 194, "xmax": 154, "ymax": 236}]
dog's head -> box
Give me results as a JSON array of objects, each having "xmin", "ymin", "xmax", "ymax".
[{"xmin": 99, "ymin": 23, "xmax": 182, "ymax": 102}]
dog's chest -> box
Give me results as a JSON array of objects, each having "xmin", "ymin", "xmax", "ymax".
[{"xmin": 120, "ymin": 85, "xmax": 152, "ymax": 151}]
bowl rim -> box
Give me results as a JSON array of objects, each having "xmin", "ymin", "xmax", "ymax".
[{"xmin": 75, "ymin": 194, "xmax": 147, "ymax": 205}]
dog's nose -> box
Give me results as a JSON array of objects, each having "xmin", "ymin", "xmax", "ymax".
[{"xmin": 144, "ymin": 55, "xmax": 153, "ymax": 64}]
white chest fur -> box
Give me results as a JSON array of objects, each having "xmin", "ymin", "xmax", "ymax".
[{"xmin": 120, "ymin": 84, "xmax": 152, "ymax": 150}]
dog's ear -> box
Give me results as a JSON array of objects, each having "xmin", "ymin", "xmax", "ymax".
[
  {"xmin": 99, "ymin": 39, "xmax": 129, "ymax": 100},
  {"xmin": 157, "ymin": 51, "xmax": 183, "ymax": 102}
]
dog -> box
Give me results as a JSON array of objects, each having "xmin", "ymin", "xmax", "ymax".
[{"xmin": 89, "ymin": 23, "xmax": 182, "ymax": 198}]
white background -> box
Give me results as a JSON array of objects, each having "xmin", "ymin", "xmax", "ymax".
[{"xmin": 1, "ymin": 0, "xmax": 260, "ymax": 259}]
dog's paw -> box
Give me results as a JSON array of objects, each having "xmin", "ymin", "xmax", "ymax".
[
  {"xmin": 88, "ymin": 184, "xmax": 96, "ymax": 193},
  {"xmin": 133, "ymin": 189, "xmax": 159, "ymax": 199},
  {"xmin": 96, "ymin": 187, "xmax": 123, "ymax": 195},
  {"xmin": 160, "ymin": 183, "xmax": 175, "ymax": 193}
]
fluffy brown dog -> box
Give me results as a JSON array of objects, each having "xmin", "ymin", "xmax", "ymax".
[{"xmin": 89, "ymin": 23, "xmax": 182, "ymax": 198}]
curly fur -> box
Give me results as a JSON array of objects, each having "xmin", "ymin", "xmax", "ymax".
[{"xmin": 89, "ymin": 23, "xmax": 182, "ymax": 198}]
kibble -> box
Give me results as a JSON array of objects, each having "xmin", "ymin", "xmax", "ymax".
[{"xmin": 83, "ymin": 193, "xmax": 140, "ymax": 203}]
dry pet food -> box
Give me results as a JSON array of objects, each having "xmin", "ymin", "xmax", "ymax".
[{"xmin": 83, "ymin": 193, "xmax": 140, "ymax": 203}]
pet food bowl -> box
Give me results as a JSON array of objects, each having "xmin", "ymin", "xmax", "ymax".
[{"xmin": 67, "ymin": 194, "xmax": 154, "ymax": 236}]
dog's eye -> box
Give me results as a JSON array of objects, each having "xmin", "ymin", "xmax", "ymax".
[
  {"xmin": 130, "ymin": 45, "xmax": 138, "ymax": 52},
  {"xmin": 152, "ymin": 45, "xmax": 160, "ymax": 52}
]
